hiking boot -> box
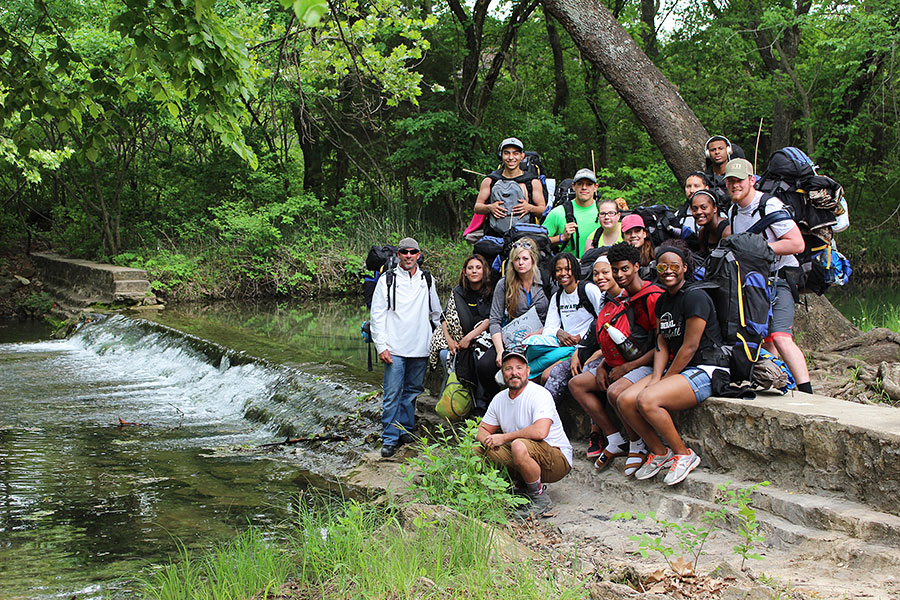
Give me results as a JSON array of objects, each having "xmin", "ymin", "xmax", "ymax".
[
  {"xmin": 380, "ymin": 444, "xmax": 397, "ymax": 458},
  {"xmin": 515, "ymin": 486, "xmax": 552, "ymax": 520},
  {"xmin": 586, "ymin": 432, "xmax": 603, "ymax": 458},
  {"xmin": 634, "ymin": 449, "xmax": 675, "ymax": 480},
  {"xmin": 663, "ymin": 450, "xmax": 701, "ymax": 486}
]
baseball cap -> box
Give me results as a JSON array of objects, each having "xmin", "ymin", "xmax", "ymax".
[
  {"xmin": 621, "ymin": 214, "xmax": 645, "ymax": 232},
  {"xmin": 397, "ymin": 237, "xmax": 420, "ymax": 252},
  {"xmin": 498, "ymin": 137, "xmax": 524, "ymax": 153},
  {"xmin": 501, "ymin": 349, "xmax": 528, "ymax": 364},
  {"xmin": 724, "ymin": 158, "xmax": 754, "ymax": 180},
  {"xmin": 573, "ymin": 168, "xmax": 597, "ymax": 184}
]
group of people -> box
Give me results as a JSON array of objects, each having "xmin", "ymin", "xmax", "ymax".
[{"xmin": 368, "ymin": 134, "xmax": 815, "ymax": 520}]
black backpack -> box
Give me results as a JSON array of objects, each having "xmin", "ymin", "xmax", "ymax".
[
  {"xmin": 520, "ymin": 150, "xmax": 549, "ymax": 205},
  {"xmin": 693, "ymin": 233, "xmax": 776, "ymax": 383},
  {"xmin": 755, "ymin": 147, "xmax": 839, "ymax": 232},
  {"xmin": 626, "ymin": 205, "xmax": 681, "ymax": 246},
  {"xmin": 361, "ymin": 245, "xmax": 433, "ymax": 371}
]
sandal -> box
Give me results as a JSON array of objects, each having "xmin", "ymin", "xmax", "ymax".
[
  {"xmin": 593, "ymin": 444, "xmax": 627, "ymax": 471},
  {"xmin": 623, "ymin": 451, "xmax": 648, "ymax": 477}
]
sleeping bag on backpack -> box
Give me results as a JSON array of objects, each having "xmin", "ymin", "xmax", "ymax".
[
  {"xmin": 693, "ymin": 233, "xmax": 776, "ymax": 383},
  {"xmin": 594, "ymin": 284, "xmax": 663, "ymax": 368}
]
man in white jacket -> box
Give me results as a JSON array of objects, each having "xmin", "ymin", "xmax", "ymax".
[{"xmin": 369, "ymin": 237, "xmax": 441, "ymax": 457}]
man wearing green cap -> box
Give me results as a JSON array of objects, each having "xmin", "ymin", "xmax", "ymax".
[
  {"xmin": 542, "ymin": 168, "xmax": 602, "ymax": 258},
  {"xmin": 725, "ymin": 158, "xmax": 813, "ymax": 395}
]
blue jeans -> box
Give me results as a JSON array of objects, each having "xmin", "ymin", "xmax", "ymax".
[{"xmin": 382, "ymin": 356, "xmax": 426, "ymax": 445}]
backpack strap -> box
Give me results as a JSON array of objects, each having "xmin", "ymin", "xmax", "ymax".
[
  {"xmin": 385, "ymin": 267, "xmax": 433, "ymax": 314},
  {"xmin": 555, "ymin": 279, "xmax": 598, "ymax": 321}
]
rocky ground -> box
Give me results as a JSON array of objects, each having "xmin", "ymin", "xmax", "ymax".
[
  {"xmin": 344, "ymin": 447, "xmax": 900, "ymax": 600},
  {"xmin": 0, "ymin": 251, "xmax": 48, "ymax": 319}
]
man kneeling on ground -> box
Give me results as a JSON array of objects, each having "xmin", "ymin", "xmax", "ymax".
[{"xmin": 475, "ymin": 350, "xmax": 572, "ymax": 519}]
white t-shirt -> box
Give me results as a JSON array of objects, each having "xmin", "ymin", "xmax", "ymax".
[
  {"xmin": 543, "ymin": 282, "xmax": 604, "ymax": 341},
  {"xmin": 483, "ymin": 382, "xmax": 573, "ymax": 466},
  {"xmin": 730, "ymin": 191, "xmax": 800, "ymax": 272}
]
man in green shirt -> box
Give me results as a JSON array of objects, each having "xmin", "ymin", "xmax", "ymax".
[{"xmin": 543, "ymin": 168, "xmax": 601, "ymax": 259}]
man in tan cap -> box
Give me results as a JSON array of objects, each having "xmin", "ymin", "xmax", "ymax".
[
  {"xmin": 724, "ymin": 158, "xmax": 813, "ymax": 395},
  {"xmin": 369, "ymin": 238, "xmax": 441, "ymax": 457}
]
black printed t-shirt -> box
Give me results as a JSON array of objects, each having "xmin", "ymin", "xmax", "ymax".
[{"xmin": 655, "ymin": 285, "xmax": 723, "ymax": 367}]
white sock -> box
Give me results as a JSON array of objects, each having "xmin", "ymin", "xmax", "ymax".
[
  {"xmin": 630, "ymin": 439, "xmax": 647, "ymax": 454},
  {"xmin": 604, "ymin": 432, "xmax": 625, "ymax": 453}
]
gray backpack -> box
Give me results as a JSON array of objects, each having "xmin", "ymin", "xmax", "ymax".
[{"xmin": 489, "ymin": 179, "xmax": 530, "ymax": 234}]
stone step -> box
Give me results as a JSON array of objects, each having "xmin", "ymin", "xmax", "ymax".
[
  {"xmin": 562, "ymin": 460, "xmax": 900, "ymax": 570},
  {"xmin": 113, "ymin": 279, "xmax": 152, "ymax": 294},
  {"xmin": 672, "ymin": 391, "xmax": 900, "ymax": 518}
]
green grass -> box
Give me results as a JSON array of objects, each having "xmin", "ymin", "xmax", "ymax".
[
  {"xmin": 138, "ymin": 527, "xmax": 292, "ymax": 600},
  {"xmin": 846, "ymin": 302, "xmax": 900, "ymax": 333},
  {"xmin": 138, "ymin": 494, "xmax": 587, "ymax": 600}
]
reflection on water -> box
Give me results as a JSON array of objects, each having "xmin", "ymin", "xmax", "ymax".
[{"xmin": 0, "ymin": 300, "xmax": 380, "ymax": 599}]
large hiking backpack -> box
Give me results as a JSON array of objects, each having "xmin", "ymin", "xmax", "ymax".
[
  {"xmin": 693, "ymin": 233, "xmax": 776, "ymax": 383},
  {"xmin": 594, "ymin": 284, "xmax": 664, "ymax": 368},
  {"xmin": 625, "ymin": 205, "xmax": 681, "ymax": 246},
  {"xmin": 487, "ymin": 176, "xmax": 532, "ymax": 235},
  {"xmin": 755, "ymin": 147, "xmax": 843, "ymax": 232},
  {"xmin": 361, "ymin": 245, "xmax": 433, "ymax": 371},
  {"xmin": 543, "ymin": 177, "xmax": 575, "ymax": 219},
  {"xmin": 729, "ymin": 194, "xmax": 851, "ymax": 296},
  {"xmin": 520, "ymin": 151, "xmax": 549, "ymax": 204},
  {"xmin": 490, "ymin": 224, "xmax": 556, "ymax": 295}
]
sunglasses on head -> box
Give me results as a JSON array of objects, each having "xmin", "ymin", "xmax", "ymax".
[
  {"xmin": 399, "ymin": 248, "xmax": 419, "ymax": 256},
  {"xmin": 656, "ymin": 262, "xmax": 683, "ymax": 274},
  {"xmin": 512, "ymin": 241, "xmax": 534, "ymax": 250}
]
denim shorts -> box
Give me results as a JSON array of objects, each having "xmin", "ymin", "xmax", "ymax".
[
  {"xmin": 680, "ymin": 367, "xmax": 712, "ymax": 403},
  {"xmin": 623, "ymin": 365, "xmax": 653, "ymax": 383}
]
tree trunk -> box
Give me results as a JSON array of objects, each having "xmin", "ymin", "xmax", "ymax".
[{"xmin": 541, "ymin": 0, "xmax": 708, "ymax": 183}]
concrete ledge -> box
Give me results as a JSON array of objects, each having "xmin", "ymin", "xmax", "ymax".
[
  {"xmin": 674, "ymin": 392, "xmax": 900, "ymax": 517},
  {"xmin": 32, "ymin": 252, "xmax": 155, "ymax": 306}
]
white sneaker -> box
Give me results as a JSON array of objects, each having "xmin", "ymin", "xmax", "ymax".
[
  {"xmin": 634, "ymin": 449, "xmax": 674, "ymax": 480},
  {"xmin": 664, "ymin": 450, "xmax": 701, "ymax": 485}
]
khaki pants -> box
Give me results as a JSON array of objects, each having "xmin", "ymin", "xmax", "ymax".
[{"xmin": 477, "ymin": 438, "xmax": 571, "ymax": 483}]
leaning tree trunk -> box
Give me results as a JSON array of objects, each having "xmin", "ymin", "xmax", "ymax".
[{"xmin": 541, "ymin": 0, "xmax": 708, "ymax": 183}]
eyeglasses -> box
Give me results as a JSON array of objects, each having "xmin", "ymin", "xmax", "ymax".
[
  {"xmin": 656, "ymin": 263, "xmax": 683, "ymax": 274},
  {"xmin": 511, "ymin": 241, "xmax": 534, "ymax": 250},
  {"xmin": 598, "ymin": 211, "xmax": 619, "ymax": 217},
  {"xmin": 398, "ymin": 249, "xmax": 419, "ymax": 256}
]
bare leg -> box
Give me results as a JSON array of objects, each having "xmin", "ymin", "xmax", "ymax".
[
  {"xmin": 636, "ymin": 376, "xmax": 699, "ymax": 456},
  {"xmin": 607, "ymin": 377, "xmax": 639, "ymax": 440},
  {"xmin": 771, "ymin": 334, "xmax": 811, "ymax": 385},
  {"xmin": 614, "ymin": 376, "xmax": 665, "ymax": 453},
  {"xmin": 568, "ymin": 371, "xmax": 618, "ymax": 436}
]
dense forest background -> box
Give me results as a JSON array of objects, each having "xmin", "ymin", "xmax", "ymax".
[{"xmin": 2, "ymin": 0, "xmax": 899, "ymax": 298}]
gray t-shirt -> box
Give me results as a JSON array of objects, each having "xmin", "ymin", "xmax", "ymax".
[{"xmin": 730, "ymin": 191, "xmax": 799, "ymax": 272}]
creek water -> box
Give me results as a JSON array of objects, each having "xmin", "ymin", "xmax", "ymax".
[{"xmin": 0, "ymin": 301, "xmax": 379, "ymax": 599}]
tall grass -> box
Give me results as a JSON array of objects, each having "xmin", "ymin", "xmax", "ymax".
[
  {"xmin": 852, "ymin": 302, "xmax": 900, "ymax": 333},
  {"xmin": 139, "ymin": 528, "xmax": 292, "ymax": 600},
  {"xmin": 289, "ymin": 495, "xmax": 587, "ymax": 599}
]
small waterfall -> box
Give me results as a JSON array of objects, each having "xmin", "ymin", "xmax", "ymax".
[{"xmin": 58, "ymin": 315, "xmax": 380, "ymax": 461}]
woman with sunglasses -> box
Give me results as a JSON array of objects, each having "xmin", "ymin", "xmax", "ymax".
[
  {"xmin": 615, "ymin": 242, "xmax": 729, "ymax": 485},
  {"xmin": 475, "ymin": 238, "xmax": 549, "ymax": 413},
  {"xmin": 691, "ymin": 189, "xmax": 731, "ymax": 257},
  {"xmin": 586, "ymin": 199, "xmax": 623, "ymax": 252},
  {"xmin": 428, "ymin": 254, "xmax": 493, "ymax": 386}
]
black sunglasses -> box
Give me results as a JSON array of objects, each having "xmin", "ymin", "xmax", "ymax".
[{"xmin": 399, "ymin": 248, "xmax": 420, "ymax": 255}]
